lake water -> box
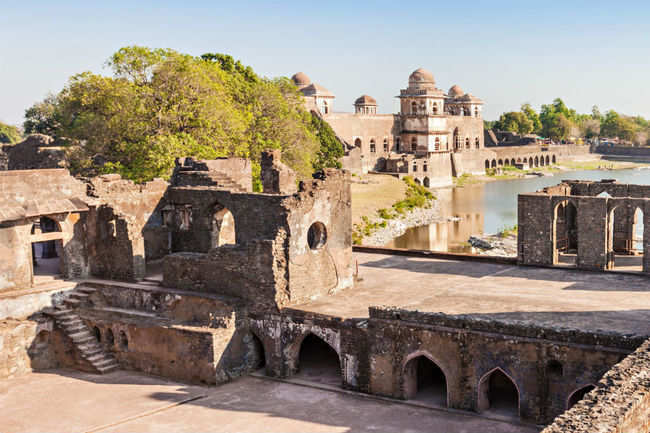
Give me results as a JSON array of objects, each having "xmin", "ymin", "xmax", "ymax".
[{"xmin": 385, "ymin": 167, "xmax": 650, "ymax": 252}]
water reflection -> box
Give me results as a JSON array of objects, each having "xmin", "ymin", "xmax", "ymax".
[{"xmin": 385, "ymin": 167, "xmax": 650, "ymax": 252}]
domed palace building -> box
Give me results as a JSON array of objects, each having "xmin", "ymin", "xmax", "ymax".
[{"xmin": 292, "ymin": 69, "xmax": 492, "ymax": 187}]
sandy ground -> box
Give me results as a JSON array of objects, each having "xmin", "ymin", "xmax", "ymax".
[
  {"xmin": 0, "ymin": 369, "xmax": 538, "ymax": 433},
  {"xmin": 350, "ymin": 174, "xmax": 407, "ymax": 225}
]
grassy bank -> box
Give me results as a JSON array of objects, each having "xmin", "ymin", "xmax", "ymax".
[{"xmin": 352, "ymin": 176, "xmax": 435, "ymax": 245}]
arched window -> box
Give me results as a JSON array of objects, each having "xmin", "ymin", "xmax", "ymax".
[
  {"xmin": 370, "ymin": 139, "xmax": 376, "ymax": 153},
  {"xmin": 396, "ymin": 137, "xmax": 401, "ymax": 152},
  {"xmin": 453, "ymin": 129, "xmax": 460, "ymax": 150},
  {"xmin": 423, "ymin": 162, "xmax": 428, "ymax": 172},
  {"xmin": 433, "ymin": 103, "xmax": 438, "ymax": 115},
  {"xmin": 354, "ymin": 138, "xmax": 362, "ymax": 148},
  {"xmin": 411, "ymin": 137, "xmax": 417, "ymax": 152},
  {"xmin": 434, "ymin": 137, "xmax": 440, "ymax": 151},
  {"xmin": 423, "ymin": 177, "xmax": 430, "ymax": 187},
  {"xmin": 411, "ymin": 101, "xmax": 417, "ymax": 114},
  {"xmin": 212, "ymin": 206, "xmax": 236, "ymax": 247},
  {"xmin": 322, "ymin": 100, "xmax": 329, "ymax": 114},
  {"xmin": 412, "ymin": 162, "xmax": 417, "ymax": 172},
  {"xmin": 475, "ymin": 137, "xmax": 480, "ymax": 149},
  {"xmin": 383, "ymin": 138, "xmax": 389, "ymax": 152},
  {"xmin": 465, "ymin": 137, "xmax": 470, "ymax": 149},
  {"xmin": 474, "ymin": 106, "xmax": 479, "ymax": 117}
]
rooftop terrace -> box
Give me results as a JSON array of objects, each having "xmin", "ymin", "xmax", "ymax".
[{"xmin": 293, "ymin": 252, "xmax": 650, "ymax": 338}]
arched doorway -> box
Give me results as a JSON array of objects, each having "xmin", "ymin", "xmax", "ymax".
[
  {"xmin": 567, "ymin": 385, "xmax": 595, "ymax": 409},
  {"xmin": 511, "ymin": 158, "xmax": 516, "ymax": 166},
  {"xmin": 528, "ymin": 157, "xmax": 533, "ymax": 167},
  {"xmin": 545, "ymin": 155, "xmax": 550, "ymax": 165},
  {"xmin": 552, "ymin": 155, "xmax": 557, "ymax": 164},
  {"xmin": 540, "ymin": 156, "xmax": 545, "ymax": 166},
  {"xmin": 453, "ymin": 128, "xmax": 460, "ymax": 151},
  {"xmin": 491, "ymin": 159, "xmax": 497, "ymax": 168},
  {"xmin": 31, "ymin": 216, "xmax": 64, "ymax": 278},
  {"xmin": 478, "ymin": 368, "xmax": 519, "ymax": 418},
  {"xmin": 608, "ymin": 206, "xmax": 644, "ymax": 272},
  {"xmin": 423, "ymin": 177, "xmax": 430, "ymax": 187},
  {"xmin": 212, "ymin": 206, "xmax": 236, "ymax": 247},
  {"xmin": 554, "ymin": 201, "xmax": 578, "ymax": 266},
  {"xmin": 296, "ymin": 334, "xmax": 341, "ymax": 387},
  {"xmin": 534, "ymin": 156, "xmax": 539, "ymax": 167},
  {"xmin": 403, "ymin": 354, "xmax": 448, "ymax": 407},
  {"xmin": 485, "ymin": 160, "xmax": 490, "ymax": 170},
  {"xmin": 354, "ymin": 138, "xmax": 362, "ymax": 148},
  {"xmin": 248, "ymin": 333, "xmax": 266, "ymax": 372},
  {"xmin": 498, "ymin": 159, "xmax": 503, "ymax": 166}
]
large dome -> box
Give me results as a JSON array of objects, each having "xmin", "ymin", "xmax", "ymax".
[
  {"xmin": 354, "ymin": 94, "xmax": 377, "ymax": 105},
  {"xmin": 448, "ymin": 85, "xmax": 464, "ymax": 97},
  {"xmin": 291, "ymin": 72, "xmax": 311, "ymax": 87},
  {"xmin": 408, "ymin": 68, "xmax": 435, "ymax": 86}
]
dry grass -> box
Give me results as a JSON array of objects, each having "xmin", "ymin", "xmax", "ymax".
[{"xmin": 351, "ymin": 174, "xmax": 407, "ymax": 225}]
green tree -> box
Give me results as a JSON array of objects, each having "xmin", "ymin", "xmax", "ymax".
[
  {"xmin": 26, "ymin": 46, "xmax": 322, "ymax": 183},
  {"xmin": 494, "ymin": 111, "xmax": 534, "ymax": 134},
  {"xmin": 0, "ymin": 121, "xmax": 22, "ymax": 144},
  {"xmin": 521, "ymin": 103, "xmax": 542, "ymax": 134},
  {"xmin": 311, "ymin": 112, "xmax": 343, "ymax": 171}
]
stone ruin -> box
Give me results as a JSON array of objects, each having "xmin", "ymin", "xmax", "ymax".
[{"xmin": 0, "ymin": 151, "xmax": 648, "ymax": 432}]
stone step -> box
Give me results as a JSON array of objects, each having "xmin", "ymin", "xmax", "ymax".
[
  {"xmin": 92, "ymin": 357, "xmax": 117, "ymax": 367},
  {"xmin": 77, "ymin": 286, "xmax": 97, "ymax": 294},
  {"xmin": 69, "ymin": 292, "xmax": 89, "ymax": 299},
  {"xmin": 69, "ymin": 330, "xmax": 92, "ymax": 340},
  {"xmin": 65, "ymin": 323, "xmax": 86, "ymax": 333},
  {"xmin": 96, "ymin": 363, "xmax": 119, "ymax": 374},
  {"xmin": 72, "ymin": 335, "xmax": 96, "ymax": 345},
  {"xmin": 64, "ymin": 298, "xmax": 81, "ymax": 306},
  {"xmin": 50, "ymin": 308, "xmax": 73, "ymax": 316}
]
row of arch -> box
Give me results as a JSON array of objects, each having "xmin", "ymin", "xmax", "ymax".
[
  {"xmin": 408, "ymin": 101, "xmax": 480, "ymax": 118},
  {"xmin": 93, "ymin": 326, "xmax": 129, "ymax": 351},
  {"xmin": 485, "ymin": 154, "xmax": 557, "ymax": 170},
  {"xmin": 252, "ymin": 331, "xmax": 597, "ymax": 420},
  {"xmin": 553, "ymin": 198, "xmax": 645, "ymax": 270}
]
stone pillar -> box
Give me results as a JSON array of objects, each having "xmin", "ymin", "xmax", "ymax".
[
  {"xmin": 577, "ymin": 197, "xmax": 608, "ymax": 271},
  {"xmin": 261, "ymin": 150, "xmax": 297, "ymax": 195},
  {"xmin": 643, "ymin": 202, "xmax": 650, "ymax": 274}
]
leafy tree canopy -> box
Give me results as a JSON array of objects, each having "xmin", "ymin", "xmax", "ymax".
[
  {"xmin": 0, "ymin": 121, "xmax": 22, "ymax": 144},
  {"xmin": 24, "ymin": 46, "xmax": 344, "ymax": 184}
]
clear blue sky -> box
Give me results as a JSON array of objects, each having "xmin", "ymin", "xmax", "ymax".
[{"xmin": 2, "ymin": 1, "xmax": 650, "ymax": 126}]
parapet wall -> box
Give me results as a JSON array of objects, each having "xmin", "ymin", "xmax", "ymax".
[{"xmin": 542, "ymin": 338, "xmax": 650, "ymax": 433}]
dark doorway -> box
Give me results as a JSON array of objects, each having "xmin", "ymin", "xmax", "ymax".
[
  {"xmin": 403, "ymin": 355, "xmax": 447, "ymax": 407},
  {"xmin": 31, "ymin": 217, "xmax": 64, "ymax": 279},
  {"xmin": 248, "ymin": 333, "xmax": 266, "ymax": 371},
  {"xmin": 554, "ymin": 201, "xmax": 578, "ymax": 266},
  {"xmin": 568, "ymin": 385, "xmax": 595, "ymax": 409},
  {"xmin": 295, "ymin": 334, "xmax": 341, "ymax": 387},
  {"xmin": 478, "ymin": 369, "xmax": 519, "ymax": 418}
]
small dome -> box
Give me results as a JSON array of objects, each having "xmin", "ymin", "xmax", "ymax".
[
  {"xmin": 291, "ymin": 72, "xmax": 311, "ymax": 86},
  {"xmin": 448, "ymin": 85, "xmax": 464, "ymax": 97},
  {"xmin": 409, "ymin": 68, "xmax": 435, "ymax": 85},
  {"xmin": 354, "ymin": 94, "xmax": 377, "ymax": 105}
]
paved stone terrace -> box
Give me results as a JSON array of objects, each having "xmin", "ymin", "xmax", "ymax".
[
  {"xmin": 0, "ymin": 369, "xmax": 537, "ymax": 433},
  {"xmin": 294, "ymin": 252, "xmax": 650, "ymax": 337}
]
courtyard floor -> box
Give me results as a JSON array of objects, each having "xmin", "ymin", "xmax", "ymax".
[
  {"xmin": 294, "ymin": 252, "xmax": 650, "ymax": 337},
  {"xmin": 0, "ymin": 369, "xmax": 539, "ymax": 433}
]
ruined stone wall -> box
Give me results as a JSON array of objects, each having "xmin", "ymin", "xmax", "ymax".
[
  {"xmin": 4, "ymin": 135, "xmax": 67, "ymax": 170},
  {"xmin": 0, "ymin": 318, "xmax": 60, "ymax": 379},
  {"xmin": 0, "ymin": 169, "xmax": 90, "ymax": 290},
  {"xmin": 171, "ymin": 157, "xmax": 252, "ymax": 192},
  {"xmin": 366, "ymin": 308, "xmax": 639, "ymax": 424},
  {"xmin": 261, "ymin": 150, "xmax": 297, "ymax": 194},
  {"xmin": 286, "ymin": 169, "xmax": 354, "ymax": 302},
  {"xmin": 518, "ymin": 182, "xmax": 650, "ymax": 273},
  {"xmin": 86, "ymin": 174, "xmax": 168, "ymax": 281},
  {"xmin": 517, "ymin": 194, "xmax": 554, "ymax": 266},
  {"xmin": 162, "ymin": 169, "xmax": 352, "ymax": 310},
  {"xmin": 542, "ymin": 338, "xmax": 650, "ymax": 433}
]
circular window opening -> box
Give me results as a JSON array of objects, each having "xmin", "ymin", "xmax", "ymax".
[{"xmin": 307, "ymin": 222, "xmax": 327, "ymax": 250}]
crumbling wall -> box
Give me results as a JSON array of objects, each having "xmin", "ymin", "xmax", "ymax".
[
  {"xmin": 517, "ymin": 194, "xmax": 554, "ymax": 266},
  {"xmin": 261, "ymin": 150, "xmax": 297, "ymax": 194},
  {"xmin": 542, "ymin": 338, "xmax": 650, "ymax": 433},
  {"xmin": 87, "ymin": 174, "xmax": 168, "ymax": 281},
  {"xmin": 4, "ymin": 134, "xmax": 67, "ymax": 170},
  {"xmin": 0, "ymin": 318, "xmax": 61, "ymax": 379},
  {"xmin": 171, "ymin": 157, "xmax": 252, "ymax": 192},
  {"xmin": 286, "ymin": 169, "xmax": 354, "ymax": 302},
  {"xmin": 366, "ymin": 307, "xmax": 640, "ymax": 424}
]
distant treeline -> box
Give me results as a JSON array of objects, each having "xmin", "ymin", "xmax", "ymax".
[
  {"xmin": 484, "ymin": 98, "xmax": 649, "ymax": 145},
  {"xmin": 20, "ymin": 46, "xmax": 342, "ymax": 187}
]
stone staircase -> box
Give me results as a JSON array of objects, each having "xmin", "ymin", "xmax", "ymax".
[
  {"xmin": 44, "ymin": 286, "xmax": 119, "ymax": 374},
  {"xmin": 210, "ymin": 172, "xmax": 247, "ymax": 192}
]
